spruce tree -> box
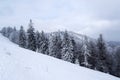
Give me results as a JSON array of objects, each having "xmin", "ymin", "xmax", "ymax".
[
  {"xmin": 19, "ymin": 26, "xmax": 27, "ymax": 48},
  {"xmin": 55, "ymin": 33, "xmax": 62, "ymax": 59},
  {"xmin": 77, "ymin": 40, "xmax": 84, "ymax": 65},
  {"xmin": 49, "ymin": 34, "xmax": 58, "ymax": 57},
  {"xmin": 96, "ymin": 34, "xmax": 108, "ymax": 73},
  {"xmin": 115, "ymin": 47, "xmax": 120, "ymax": 77},
  {"xmin": 27, "ymin": 20, "xmax": 36, "ymax": 51},
  {"xmin": 38, "ymin": 31, "xmax": 49, "ymax": 54},
  {"xmin": 80, "ymin": 36, "xmax": 91, "ymax": 67},
  {"xmin": 71, "ymin": 37, "xmax": 77, "ymax": 63},
  {"xmin": 87, "ymin": 41, "xmax": 97, "ymax": 69},
  {"xmin": 49, "ymin": 33, "xmax": 62, "ymax": 59},
  {"xmin": 61, "ymin": 31, "xmax": 74, "ymax": 62},
  {"xmin": 35, "ymin": 31, "xmax": 41, "ymax": 52}
]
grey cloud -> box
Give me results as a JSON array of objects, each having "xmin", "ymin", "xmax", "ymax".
[{"xmin": 0, "ymin": 0, "xmax": 120, "ymax": 41}]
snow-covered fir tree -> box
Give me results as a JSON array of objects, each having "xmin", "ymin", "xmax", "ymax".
[
  {"xmin": 49, "ymin": 34, "xmax": 58, "ymax": 57},
  {"xmin": 49, "ymin": 33, "xmax": 62, "ymax": 59},
  {"xmin": 71, "ymin": 37, "xmax": 77, "ymax": 63},
  {"xmin": 19, "ymin": 26, "xmax": 27, "ymax": 48},
  {"xmin": 61, "ymin": 31, "xmax": 74, "ymax": 62},
  {"xmin": 35, "ymin": 31, "xmax": 41, "ymax": 52},
  {"xmin": 80, "ymin": 36, "xmax": 91, "ymax": 67},
  {"xmin": 1, "ymin": 27, "xmax": 19, "ymax": 43},
  {"xmin": 75, "ymin": 43, "xmax": 83, "ymax": 64},
  {"xmin": 27, "ymin": 20, "xmax": 36, "ymax": 51},
  {"xmin": 87, "ymin": 41, "xmax": 97, "ymax": 69},
  {"xmin": 96, "ymin": 34, "xmax": 108, "ymax": 73},
  {"xmin": 3, "ymin": 27, "xmax": 14, "ymax": 38},
  {"xmin": 105, "ymin": 52, "xmax": 115, "ymax": 75},
  {"xmin": 115, "ymin": 47, "xmax": 120, "ymax": 77},
  {"xmin": 38, "ymin": 31, "xmax": 49, "ymax": 54},
  {"xmin": 55, "ymin": 33, "xmax": 62, "ymax": 59},
  {"xmin": 9, "ymin": 27, "xmax": 19, "ymax": 44}
]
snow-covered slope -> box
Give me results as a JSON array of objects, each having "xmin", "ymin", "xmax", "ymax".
[
  {"xmin": 0, "ymin": 34, "xmax": 119, "ymax": 80},
  {"xmin": 47, "ymin": 31, "xmax": 93, "ymax": 45}
]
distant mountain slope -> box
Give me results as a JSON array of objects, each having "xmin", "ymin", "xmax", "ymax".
[
  {"xmin": 50, "ymin": 31, "xmax": 120, "ymax": 49},
  {"xmin": 107, "ymin": 41, "xmax": 120, "ymax": 48},
  {"xmin": 48, "ymin": 31, "xmax": 95, "ymax": 43},
  {"xmin": 0, "ymin": 34, "xmax": 119, "ymax": 80}
]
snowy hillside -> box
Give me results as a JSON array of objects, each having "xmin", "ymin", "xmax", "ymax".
[
  {"xmin": 0, "ymin": 34, "xmax": 119, "ymax": 80},
  {"xmin": 48, "ymin": 31, "xmax": 95, "ymax": 45}
]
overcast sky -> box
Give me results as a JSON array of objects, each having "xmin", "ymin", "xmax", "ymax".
[{"xmin": 0, "ymin": 0, "xmax": 120, "ymax": 41}]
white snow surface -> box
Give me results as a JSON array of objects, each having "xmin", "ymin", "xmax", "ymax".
[{"xmin": 0, "ymin": 34, "xmax": 119, "ymax": 80}]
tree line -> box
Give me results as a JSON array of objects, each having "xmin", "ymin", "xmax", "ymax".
[{"xmin": 1, "ymin": 20, "xmax": 120, "ymax": 77}]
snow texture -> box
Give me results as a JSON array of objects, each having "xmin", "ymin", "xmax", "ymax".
[{"xmin": 0, "ymin": 34, "xmax": 119, "ymax": 80}]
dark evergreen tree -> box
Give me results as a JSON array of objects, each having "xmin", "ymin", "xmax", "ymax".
[
  {"xmin": 106, "ymin": 53, "xmax": 114, "ymax": 75},
  {"xmin": 114, "ymin": 47, "xmax": 120, "ymax": 77},
  {"xmin": 35, "ymin": 31, "xmax": 41, "ymax": 52},
  {"xmin": 76, "ymin": 43, "xmax": 83, "ymax": 65},
  {"xmin": 38, "ymin": 31, "xmax": 49, "ymax": 54},
  {"xmin": 77, "ymin": 39, "xmax": 84, "ymax": 65},
  {"xmin": 49, "ymin": 34, "xmax": 58, "ymax": 57},
  {"xmin": 55, "ymin": 33, "xmax": 62, "ymax": 59},
  {"xmin": 19, "ymin": 26, "xmax": 27, "ymax": 48},
  {"xmin": 80, "ymin": 36, "xmax": 91, "ymax": 68},
  {"xmin": 49, "ymin": 33, "xmax": 62, "ymax": 59},
  {"xmin": 96, "ymin": 34, "xmax": 108, "ymax": 73},
  {"xmin": 27, "ymin": 20, "xmax": 36, "ymax": 51},
  {"xmin": 61, "ymin": 31, "xmax": 74, "ymax": 62},
  {"xmin": 87, "ymin": 41, "xmax": 97, "ymax": 69},
  {"xmin": 71, "ymin": 37, "xmax": 77, "ymax": 63}
]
